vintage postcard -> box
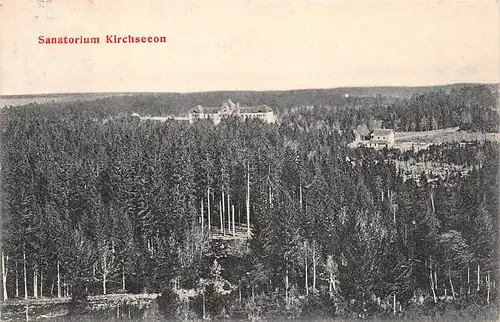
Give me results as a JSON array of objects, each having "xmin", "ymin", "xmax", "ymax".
[{"xmin": 0, "ymin": 0, "xmax": 499, "ymax": 321}]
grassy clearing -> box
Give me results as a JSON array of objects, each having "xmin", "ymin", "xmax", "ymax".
[
  {"xmin": 395, "ymin": 128, "xmax": 500, "ymax": 145},
  {"xmin": 395, "ymin": 127, "xmax": 460, "ymax": 141},
  {"xmin": 393, "ymin": 127, "xmax": 500, "ymax": 152}
]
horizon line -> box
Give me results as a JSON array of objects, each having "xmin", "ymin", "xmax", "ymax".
[{"xmin": 1, "ymin": 82, "xmax": 498, "ymax": 98}]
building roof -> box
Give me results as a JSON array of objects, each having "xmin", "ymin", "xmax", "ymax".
[
  {"xmin": 189, "ymin": 101, "xmax": 273, "ymax": 114},
  {"xmin": 372, "ymin": 129, "xmax": 394, "ymax": 136},
  {"xmin": 239, "ymin": 105, "xmax": 273, "ymax": 113},
  {"xmin": 190, "ymin": 106, "xmax": 220, "ymax": 114}
]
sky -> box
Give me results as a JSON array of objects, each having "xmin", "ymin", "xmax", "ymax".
[{"xmin": 0, "ymin": 0, "xmax": 499, "ymax": 95}]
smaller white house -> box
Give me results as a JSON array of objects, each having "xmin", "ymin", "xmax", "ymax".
[
  {"xmin": 350, "ymin": 128, "xmax": 395, "ymax": 149},
  {"xmin": 369, "ymin": 129, "xmax": 395, "ymax": 148}
]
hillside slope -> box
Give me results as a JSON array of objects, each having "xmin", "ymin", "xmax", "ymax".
[{"xmin": 2, "ymin": 83, "xmax": 497, "ymax": 109}]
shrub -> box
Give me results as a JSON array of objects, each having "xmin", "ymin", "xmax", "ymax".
[
  {"xmin": 68, "ymin": 283, "xmax": 90, "ymax": 316},
  {"xmin": 247, "ymin": 290, "xmax": 302, "ymax": 320},
  {"xmin": 71, "ymin": 285, "xmax": 89, "ymax": 302},
  {"xmin": 301, "ymin": 290, "xmax": 344, "ymax": 318},
  {"xmin": 127, "ymin": 276, "xmax": 146, "ymax": 294},
  {"xmin": 157, "ymin": 288, "xmax": 180, "ymax": 320},
  {"xmin": 191, "ymin": 283, "xmax": 230, "ymax": 319}
]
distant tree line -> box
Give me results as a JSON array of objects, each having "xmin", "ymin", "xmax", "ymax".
[{"xmin": 4, "ymin": 84, "xmax": 498, "ymax": 133}]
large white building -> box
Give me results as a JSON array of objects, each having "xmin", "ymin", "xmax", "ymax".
[{"xmin": 188, "ymin": 99, "xmax": 276, "ymax": 125}]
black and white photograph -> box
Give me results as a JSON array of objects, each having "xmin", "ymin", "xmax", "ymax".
[{"xmin": 0, "ymin": 0, "xmax": 499, "ymax": 321}]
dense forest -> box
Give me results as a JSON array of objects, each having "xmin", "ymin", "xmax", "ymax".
[{"xmin": 0, "ymin": 86, "xmax": 498, "ymax": 320}]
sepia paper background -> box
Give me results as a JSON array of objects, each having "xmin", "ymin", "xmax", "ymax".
[{"xmin": 0, "ymin": 0, "xmax": 499, "ymax": 95}]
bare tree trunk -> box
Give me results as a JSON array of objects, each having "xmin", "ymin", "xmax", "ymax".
[
  {"xmin": 16, "ymin": 262, "xmax": 19, "ymax": 298},
  {"xmin": 477, "ymin": 264, "xmax": 480, "ymax": 291},
  {"xmin": 202, "ymin": 287, "xmax": 206, "ymax": 320},
  {"xmin": 332, "ymin": 272, "xmax": 337, "ymax": 293},
  {"xmin": 232, "ymin": 204, "xmax": 235, "ymax": 237},
  {"xmin": 103, "ymin": 272, "xmax": 107, "ymax": 295},
  {"xmin": 1, "ymin": 252, "xmax": 8, "ymax": 300},
  {"xmin": 50, "ymin": 277, "xmax": 54, "ymax": 297},
  {"xmin": 227, "ymin": 194, "xmax": 230, "ymax": 233},
  {"xmin": 269, "ymin": 184, "xmax": 272, "ymax": 208},
  {"xmin": 486, "ymin": 272, "xmax": 491, "ymax": 304},
  {"xmin": 207, "ymin": 188, "xmax": 211, "ymax": 232},
  {"xmin": 102, "ymin": 254, "xmax": 107, "ymax": 295},
  {"xmin": 434, "ymin": 269, "xmax": 438, "ymax": 293},
  {"xmin": 219, "ymin": 199, "xmax": 224, "ymax": 235},
  {"xmin": 389, "ymin": 191, "xmax": 396, "ymax": 224},
  {"xmin": 201, "ymin": 199, "xmax": 204, "ymax": 234},
  {"xmin": 238, "ymin": 280, "xmax": 242, "ymax": 303},
  {"xmin": 429, "ymin": 261, "xmax": 437, "ymax": 303},
  {"xmin": 147, "ymin": 239, "xmax": 152, "ymax": 255},
  {"xmin": 430, "ymin": 190, "xmax": 435, "ymax": 214},
  {"xmin": 467, "ymin": 265, "xmax": 470, "ymax": 295},
  {"xmin": 222, "ymin": 190, "xmax": 225, "ymax": 235},
  {"xmin": 305, "ymin": 248, "xmax": 309, "ymax": 296},
  {"xmin": 122, "ymin": 260, "xmax": 126, "ymax": 291},
  {"xmin": 448, "ymin": 267, "xmax": 455, "ymax": 300},
  {"xmin": 40, "ymin": 269, "xmax": 43, "ymax": 298},
  {"xmin": 312, "ymin": 247, "xmax": 317, "ymax": 291},
  {"xmin": 23, "ymin": 250, "xmax": 27, "ymax": 299},
  {"xmin": 57, "ymin": 260, "xmax": 61, "ymax": 298},
  {"xmin": 33, "ymin": 266, "xmax": 38, "ymax": 298},
  {"xmin": 246, "ymin": 163, "xmax": 251, "ymax": 238},
  {"xmin": 285, "ymin": 268, "xmax": 289, "ymax": 309},
  {"xmin": 299, "ymin": 181, "xmax": 303, "ymax": 211},
  {"xmin": 268, "ymin": 164, "xmax": 272, "ymax": 208},
  {"xmin": 393, "ymin": 294, "xmax": 396, "ymax": 315},
  {"xmin": 486, "ymin": 273, "xmax": 490, "ymax": 304},
  {"xmin": 459, "ymin": 273, "xmax": 463, "ymax": 296}
]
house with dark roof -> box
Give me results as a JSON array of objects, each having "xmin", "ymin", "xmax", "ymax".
[
  {"xmin": 350, "ymin": 128, "xmax": 395, "ymax": 149},
  {"xmin": 369, "ymin": 129, "xmax": 395, "ymax": 147},
  {"xmin": 188, "ymin": 99, "xmax": 275, "ymax": 125}
]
